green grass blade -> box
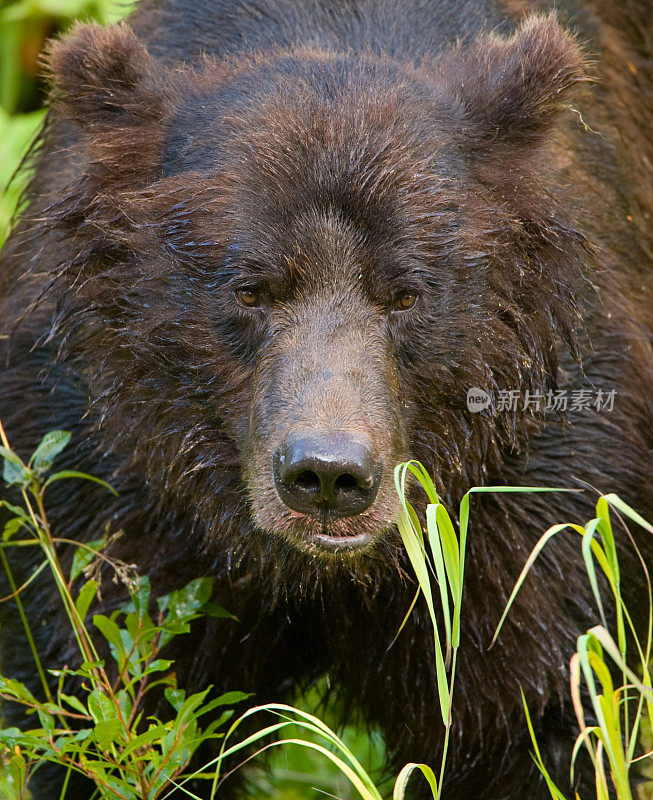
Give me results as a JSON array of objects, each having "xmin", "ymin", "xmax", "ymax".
[
  {"xmin": 581, "ymin": 519, "xmax": 607, "ymax": 627},
  {"xmin": 425, "ymin": 504, "xmax": 452, "ymax": 660},
  {"xmin": 603, "ymin": 494, "xmax": 653, "ymax": 534},
  {"xmin": 393, "ymin": 762, "xmax": 438, "ymax": 800},
  {"xmin": 520, "ymin": 689, "xmax": 569, "ymax": 800},
  {"xmin": 398, "ymin": 512, "xmax": 450, "ymax": 724},
  {"xmin": 491, "ymin": 523, "xmax": 584, "ymax": 647}
]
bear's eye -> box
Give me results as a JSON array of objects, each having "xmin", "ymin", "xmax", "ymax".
[
  {"xmin": 393, "ymin": 292, "xmax": 418, "ymax": 312},
  {"xmin": 235, "ymin": 287, "xmax": 261, "ymax": 309}
]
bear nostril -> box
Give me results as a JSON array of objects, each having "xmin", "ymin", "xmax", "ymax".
[
  {"xmin": 294, "ymin": 470, "xmax": 321, "ymax": 493},
  {"xmin": 274, "ymin": 432, "xmax": 381, "ymax": 518},
  {"xmin": 334, "ymin": 473, "xmax": 358, "ymax": 492}
]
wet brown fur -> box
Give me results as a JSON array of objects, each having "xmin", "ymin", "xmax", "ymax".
[{"xmin": 1, "ymin": 1, "xmax": 652, "ymax": 798}]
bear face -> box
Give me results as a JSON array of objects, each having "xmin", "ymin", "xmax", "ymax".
[{"xmin": 41, "ymin": 16, "xmax": 587, "ymax": 561}]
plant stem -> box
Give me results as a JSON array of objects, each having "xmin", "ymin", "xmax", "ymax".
[
  {"xmin": 436, "ymin": 648, "xmax": 458, "ymax": 800},
  {"xmin": 0, "ymin": 548, "xmax": 52, "ymax": 703},
  {"xmin": 31, "ymin": 488, "xmax": 102, "ymax": 678},
  {"xmin": 0, "ymin": 417, "xmax": 10, "ymax": 449}
]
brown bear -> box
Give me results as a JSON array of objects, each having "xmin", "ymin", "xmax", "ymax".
[{"xmin": 1, "ymin": 0, "xmax": 651, "ymax": 798}]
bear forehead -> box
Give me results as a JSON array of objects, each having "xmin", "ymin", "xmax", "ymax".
[
  {"xmin": 157, "ymin": 192, "xmax": 466, "ymax": 301},
  {"xmin": 160, "ymin": 50, "xmax": 465, "ymax": 182},
  {"xmin": 151, "ymin": 161, "xmax": 469, "ymax": 295},
  {"xmin": 155, "ymin": 68, "xmax": 471, "ymax": 284}
]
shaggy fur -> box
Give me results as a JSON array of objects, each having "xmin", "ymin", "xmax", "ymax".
[{"xmin": 1, "ymin": 1, "xmax": 651, "ymax": 798}]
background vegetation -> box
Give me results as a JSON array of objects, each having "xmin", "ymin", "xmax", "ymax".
[{"xmin": 0, "ymin": 0, "xmax": 137, "ymax": 243}]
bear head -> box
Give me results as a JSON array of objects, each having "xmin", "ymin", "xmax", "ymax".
[{"xmin": 39, "ymin": 15, "xmax": 587, "ymax": 569}]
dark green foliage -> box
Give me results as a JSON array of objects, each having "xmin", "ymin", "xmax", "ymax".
[{"xmin": 0, "ymin": 429, "xmax": 248, "ymax": 799}]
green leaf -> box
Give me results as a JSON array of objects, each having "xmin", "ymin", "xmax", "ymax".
[
  {"xmin": 202, "ymin": 602, "xmax": 237, "ymax": 620},
  {"xmin": 119, "ymin": 722, "xmax": 171, "ymax": 760},
  {"xmin": 0, "ymin": 499, "xmax": 30, "ymax": 520},
  {"xmin": 87, "ymin": 688, "xmax": 115, "ymax": 724},
  {"xmin": 424, "ymin": 504, "xmax": 452, "ymax": 659},
  {"xmin": 219, "ymin": 703, "xmax": 383, "ymax": 800},
  {"xmin": 93, "ymin": 718, "xmax": 123, "ymax": 750},
  {"xmin": 118, "ymin": 691, "xmax": 133, "ymax": 723},
  {"xmin": 3, "ymin": 517, "xmax": 25, "ymax": 542},
  {"xmin": 521, "ymin": 689, "xmax": 569, "ymax": 800},
  {"xmin": 36, "ymin": 708, "xmax": 55, "ymax": 735},
  {"xmin": 164, "ymin": 688, "xmax": 186, "ymax": 712},
  {"xmin": 70, "ymin": 539, "xmax": 105, "ymax": 582},
  {"xmin": 0, "ymin": 728, "xmax": 27, "ymax": 746},
  {"xmin": 0, "ymin": 501, "xmax": 32, "ymax": 540},
  {"xmin": 72, "ymin": 660, "xmax": 105, "ymax": 679},
  {"xmin": 145, "ymin": 659, "xmax": 174, "ymax": 674},
  {"xmin": 29, "ymin": 430, "xmax": 71, "ymax": 474},
  {"xmin": 71, "ymin": 727, "xmax": 93, "ymax": 744},
  {"xmin": 3, "ymin": 750, "xmax": 29, "ymax": 800},
  {"xmin": 209, "ymin": 690, "xmax": 251, "ymax": 707},
  {"xmin": 491, "ymin": 522, "xmax": 585, "ymax": 647},
  {"xmin": 75, "ymin": 580, "xmax": 99, "ymax": 622},
  {"xmin": 166, "ymin": 577, "xmax": 214, "ymax": 621},
  {"xmin": 60, "ymin": 693, "xmax": 89, "ymax": 717},
  {"xmin": 0, "ymin": 675, "xmax": 39, "ymax": 706},
  {"xmin": 43, "ymin": 470, "xmax": 117, "ymax": 496},
  {"xmin": 393, "ymin": 762, "xmax": 439, "ymax": 800},
  {"xmin": 397, "ymin": 511, "xmax": 450, "ymax": 724},
  {"xmin": 0, "ymin": 447, "xmax": 30, "ymax": 487},
  {"xmin": 193, "ymin": 691, "xmax": 251, "ymax": 720},
  {"xmin": 203, "ymin": 709, "xmax": 234, "ymax": 736},
  {"xmin": 123, "ymin": 609, "xmax": 155, "ymax": 652},
  {"xmin": 125, "ymin": 575, "xmax": 151, "ymax": 620},
  {"xmin": 93, "ymin": 614, "xmax": 125, "ymax": 654},
  {"xmin": 603, "ymin": 493, "xmax": 653, "ymax": 534}
]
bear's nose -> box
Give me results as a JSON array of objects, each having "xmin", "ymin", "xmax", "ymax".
[{"xmin": 273, "ymin": 432, "xmax": 381, "ymax": 518}]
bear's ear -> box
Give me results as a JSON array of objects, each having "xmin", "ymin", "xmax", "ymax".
[
  {"xmin": 44, "ymin": 23, "xmax": 174, "ymax": 187},
  {"xmin": 45, "ymin": 22, "xmax": 163, "ymax": 128},
  {"xmin": 441, "ymin": 14, "xmax": 588, "ymax": 151}
]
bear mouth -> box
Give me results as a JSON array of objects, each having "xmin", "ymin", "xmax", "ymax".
[
  {"xmin": 281, "ymin": 509, "xmax": 377, "ymax": 552},
  {"xmin": 265, "ymin": 507, "xmax": 384, "ymax": 554},
  {"xmin": 307, "ymin": 528, "xmax": 373, "ymax": 551}
]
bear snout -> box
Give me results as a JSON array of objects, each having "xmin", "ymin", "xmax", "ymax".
[{"xmin": 273, "ymin": 430, "xmax": 382, "ymax": 519}]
